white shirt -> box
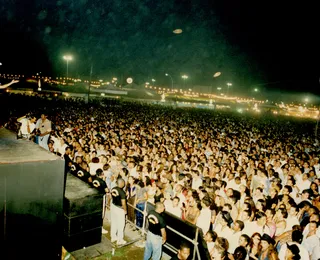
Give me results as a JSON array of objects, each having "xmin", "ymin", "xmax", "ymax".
[
  {"xmin": 128, "ymin": 166, "xmax": 139, "ymax": 179},
  {"xmin": 51, "ymin": 136, "xmax": 68, "ymax": 156},
  {"xmin": 196, "ymin": 207, "xmax": 211, "ymax": 234},
  {"xmin": 285, "ymin": 215, "xmax": 299, "ymax": 232},
  {"xmin": 302, "ymin": 233, "xmax": 320, "ymax": 259},
  {"xmin": 274, "ymin": 166, "xmax": 284, "ymax": 182},
  {"xmin": 311, "ymin": 243, "xmax": 320, "ymax": 260},
  {"xmin": 278, "ymin": 242, "xmax": 309, "ymax": 260},
  {"xmin": 192, "ymin": 177, "xmax": 203, "ymax": 190},
  {"xmin": 314, "ymin": 163, "xmax": 320, "ymax": 177},
  {"xmin": 296, "ymin": 179, "xmax": 311, "ymax": 192},
  {"xmin": 214, "ymin": 224, "xmax": 233, "ymax": 238},
  {"xmin": 243, "ymin": 221, "xmax": 271, "ymax": 237},
  {"xmin": 18, "ymin": 118, "xmax": 35, "ymax": 135},
  {"xmin": 89, "ymin": 162, "xmax": 104, "ymax": 176},
  {"xmin": 226, "ymin": 179, "xmax": 241, "ymax": 192},
  {"xmin": 166, "ymin": 203, "xmax": 182, "ymax": 218},
  {"xmin": 228, "ymin": 231, "xmax": 242, "ymax": 253}
]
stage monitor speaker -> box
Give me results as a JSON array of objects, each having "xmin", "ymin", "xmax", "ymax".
[
  {"xmin": 0, "ymin": 128, "xmax": 65, "ymax": 260},
  {"xmin": 63, "ymin": 173, "xmax": 104, "ymax": 252}
]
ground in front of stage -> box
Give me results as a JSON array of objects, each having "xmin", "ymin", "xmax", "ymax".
[{"xmin": 70, "ymin": 209, "xmax": 171, "ymax": 260}]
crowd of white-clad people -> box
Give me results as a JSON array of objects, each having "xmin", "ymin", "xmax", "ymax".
[{"xmin": 3, "ymin": 92, "xmax": 320, "ymax": 260}]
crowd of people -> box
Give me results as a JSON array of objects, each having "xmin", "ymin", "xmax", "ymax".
[{"xmin": 2, "ymin": 92, "xmax": 320, "ymax": 260}]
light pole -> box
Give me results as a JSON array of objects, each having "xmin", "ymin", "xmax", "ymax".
[
  {"xmin": 63, "ymin": 55, "xmax": 73, "ymax": 81},
  {"xmin": 165, "ymin": 73, "xmax": 173, "ymax": 91},
  {"xmin": 87, "ymin": 63, "xmax": 93, "ymax": 103},
  {"xmin": 226, "ymin": 82, "xmax": 232, "ymax": 96},
  {"xmin": 182, "ymin": 75, "xmax": 188, "ymax": 89}
]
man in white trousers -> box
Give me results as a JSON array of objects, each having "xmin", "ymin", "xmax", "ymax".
[{"xmin": 110, "ymin": 178, "xmax": 127, "ymax": 246}]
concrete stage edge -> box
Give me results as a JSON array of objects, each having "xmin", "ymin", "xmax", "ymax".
[{"xmin": 0, "ymin": 128, "xmax": 65, "ymax": 260}]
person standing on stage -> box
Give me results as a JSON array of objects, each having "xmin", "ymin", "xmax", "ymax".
[
  {"xmin": 35, "ymin": 113, "xmax": 51, "ymax": 150},
  {"xmin": 110, "ymin": 178, "xmax": 127, "ymax": 246},
  {"xmin": 17, "ymin": 114, "xmax": 36, "ymax": 140},
  {"xmin": 144, "ymin": 202, "xmax": 167, "ymax": 260}
]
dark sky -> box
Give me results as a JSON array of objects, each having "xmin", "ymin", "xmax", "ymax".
[{"xmin": 0, "ymin": 0, "xmax": 319, "ymax": 93}]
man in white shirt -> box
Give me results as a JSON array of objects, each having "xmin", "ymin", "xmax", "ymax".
[
  {"xmin": 285, "ymin": 205, "xmax": 300, "ymax": 232},
  {"xmin": 273, "ymin": 160, "xmax": 285, "ymax": 184},
  {"xmin": 240, "ymin": 210, "xmax": 252, "ymax": 235},
  {"xmin": 17, "ymin": 114, "xmax": 36, "ymax": 139},
  {"xmin": 228, "ymin": 220, "xmax": 244, "ymax": 253},
  {"xmin": 302, "ymin": 213, "xmax": 320, "ymax": 237},
  {"xmin": 51, "ymin": 136, "xmax": 68, "ymax": 156},
  {"xmin": 302, "ymin": 221, "xmax": 320, "ymax": 260},
  {"xmin": 296, "ymin": 173, "xmax": 311, "ymax": 193},
  {"xmin": 278, "ymin": 230, "xmax": 309, "ymax": 260},
  {"xmin": 165, "ymin": 196, "xmax": 182, "ymax": 218},
  {"xmin": 244, "ymin": 212, "xmax": 270, "ymax": 237},
  {"xmin": 127, "ymin": 161, "xmax": 139, "ymax": 179},
  {"xmin": 191, "ymin": 171, "xmax": 203, "ymax": 190},
  {"xmin": 313, "ymin": 158, "xmax": 320, "ymax": 177},
  {"xmin": 295, "ymin": 189, "xmax": 312, "ymax": 205},
  {"xmin": 196, "ymin": 199, "xmax": 211, "ymax": 235},
  {"xmin": 173, "ymin": 184, "xmax": 186, "ymax": 208},
  {"xmin": 35, "ymin": 113, "xmax": 52, "ymax": 150}
]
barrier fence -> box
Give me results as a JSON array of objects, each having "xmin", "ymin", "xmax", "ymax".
[{"xmin": 105, "ymin": 198, "xmax": 209, "ymax": 260}]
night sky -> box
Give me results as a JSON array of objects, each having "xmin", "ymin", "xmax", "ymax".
[{"xmin": 0, "ymin": 0, "xmax": 319, "ymax": 94}]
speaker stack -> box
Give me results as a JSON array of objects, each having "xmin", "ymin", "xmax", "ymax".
[{"xmin": 63, "ymin": 173, "xmax": 104, "ymax": 252}]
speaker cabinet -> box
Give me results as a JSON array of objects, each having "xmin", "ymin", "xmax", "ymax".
[
  {"xmin": 0, "ymin": 128, "xmax": 65, "ymax": 260},
  {"xmin": 63, "ymin": 174, "xmax": 103, "ymax": 252}
]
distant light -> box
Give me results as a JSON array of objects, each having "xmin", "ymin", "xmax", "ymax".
[
  {"xmin": 63, "ymin": 55, "xmax": 73, "ymax": 61},
  {"xmin": 173, "ymin": 29, "xmax": 183, "ymax": 34},
  {"xmin": 213, "ymin": 72, "xmax": 221, "ymax": 78},
  {"xmin": 254, "ymin": 88, "xmax": 258, "ymax": 92},
  {"xmin": 101, "ymin": 93, "xmax": 105, "ymax": 96},
  {"xmin": 126, "ymin": 77, "xmax": 133, "ymax": 84}
]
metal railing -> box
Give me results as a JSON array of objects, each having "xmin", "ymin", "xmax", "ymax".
[{"xmin": 105, "ymin": 200, "xmax": 203, "ymax": 260}]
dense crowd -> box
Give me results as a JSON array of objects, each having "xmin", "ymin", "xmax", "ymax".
[{"xmin": 3, "ymin": 92, "xmax": 320, "ymax": 260}]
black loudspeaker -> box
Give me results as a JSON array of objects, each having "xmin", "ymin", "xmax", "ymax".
[
  {"xmin": 63, "ymin": 174, "xmax": 104, "ymax": 252},
  {"xmin": 0, "ymin": 128, "xmax": 65, "ymax": 260}
]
